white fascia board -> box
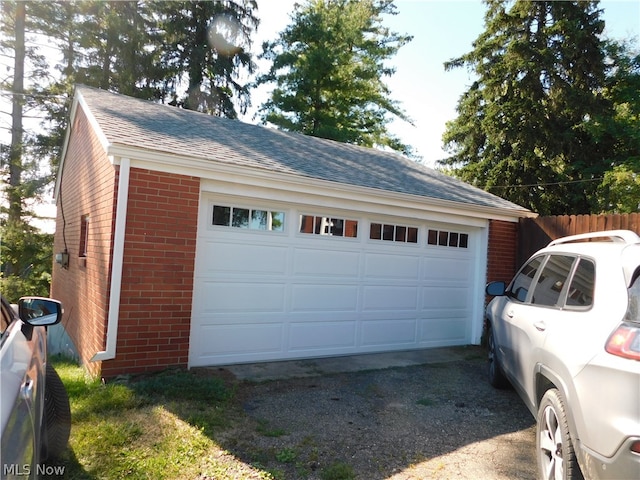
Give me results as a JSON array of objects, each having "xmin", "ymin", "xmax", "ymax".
[{"xmin": 107, "ymin": 145, "xmax": 534, "ymax": 224}]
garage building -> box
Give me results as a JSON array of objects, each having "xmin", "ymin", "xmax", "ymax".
[{"xmin": 51, "ymin": 86, "xmax": 532, "ymax": 378}]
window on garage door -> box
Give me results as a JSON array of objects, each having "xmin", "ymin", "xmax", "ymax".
[
  {"xmin": 299, "ymin": 215, "xmax": 358, "ymax": 238},
  {"xmin": 369, "ymin": 222, "xmax": 418, "ymax": 243},
  {"xmin": 427, "ymin": 229, "xmax": 469, "ymax": 248},
  {"xmin": 212, "ymin": 204, "xmax": 285, "ymax": 231}
]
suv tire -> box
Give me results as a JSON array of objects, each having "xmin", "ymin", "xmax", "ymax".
[
  {"xmin": 536, "ymin": 389, "xmax": 583, "ymax": 480},
  {"xmin": 42, "ymin": 363, "xmax": 71, "ymax": 459},
  {"xmin": 487, "ymin": 326, "xmax": 508, "ymax": 388}
]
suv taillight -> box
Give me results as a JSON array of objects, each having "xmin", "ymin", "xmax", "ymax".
[{"xmin": 606, "ymin": 323, "xmax": 640, "ymax": 360}]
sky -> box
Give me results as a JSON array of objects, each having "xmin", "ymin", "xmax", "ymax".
[{"xmin": 245, "ymin": 0, "xmax": 640, "ymax": 168}]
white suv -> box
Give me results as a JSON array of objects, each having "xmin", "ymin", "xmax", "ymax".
[{"xmin": 485, "ymin": 230, "xmax": 640, "ymax": 480}]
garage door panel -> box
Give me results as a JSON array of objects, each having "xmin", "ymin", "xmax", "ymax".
[
  {"xmin": 291, "ymin": 285, "xmax": 359, "ymax": 312},
  {"xmin": 199, "ymin": 241, "xmax": 288, "ymax": 275},
  {"xmin": 419, "ymin": 317, "xmax": 468, "ymax": 342},
  {"xmin": 293, "ymin": 249, "xmax": 360, "ymax": 277},
  {"xmin": 197, "ymin": 281, "xmax": 286, "ymax": 313},
  {"xmin": 423, "ymin": 286, "xmax": 470, "ymax": 309},
  {"xmin": 424, "ymin": 257, "xmax": 471, "ymax": 282},
  {"xmin": 362, "ymin": 286, "xmax": 418, "ymax": 311},
  {"xmin": 194, "ymin": 323, "xmax": 283, "ymax": 357},
  {"xmin": 197, "ymin": 311, "xmax": 288, "ymax": 325},
  {"xmin": 364, "ymin": 253, "xmax": 420, "ymax": 280},
  {"xmin": 289, "ymin": 321, "xmax": 356, "ymax": 351},
  {"xmin": 361, "ymin": 318, "xmax": 417, "ymax": 346}
]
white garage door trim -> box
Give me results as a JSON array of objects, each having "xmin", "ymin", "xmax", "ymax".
[{"xmin": 189, "ymin": 194, "xmax": 486, "ymax": 367}]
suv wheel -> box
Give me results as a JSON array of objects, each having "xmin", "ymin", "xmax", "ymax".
[
  {"xmin": 42, "ymin": 364, "xmax": 71, "ymax": 459},
  {"xmin": 487, "ymin": 326, "xmax": 507, "ymax": 388},
  {"xmin": 536, "ymin": 389, "xmax": 583, "ymax": 480}
]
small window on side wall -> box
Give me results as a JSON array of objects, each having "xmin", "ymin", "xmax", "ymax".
[{"xmin": 79, "ymin": 215, "xmax": 89, "ymax": 257}]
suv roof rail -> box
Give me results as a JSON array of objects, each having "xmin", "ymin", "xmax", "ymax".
[{"xmin": 548, "ymin": 229, "xmax": 640, "ymax": 247}]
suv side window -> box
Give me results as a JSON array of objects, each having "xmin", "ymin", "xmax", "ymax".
[
  {"xmin": 507, "ymin": 256, "xmax": 544, "ymax": 302},
  {"xmin": 565, "ymin": 258, "xmax": 595, "ymax": 308},
  {"xmin": 531, "ymin": 255, "xmax": 576, "ymax": 307}
]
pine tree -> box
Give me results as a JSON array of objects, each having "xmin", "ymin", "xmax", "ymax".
[
  {"xmin": 441, "ymin": 0, "xmax": 613, "ymax": 215},
  {"xmin": 158, "ymin": 0, "xmax": 259, "ymax": 118},
  {"xmin": 257, "ymin": 0, "xmax": 414, "ymax": 156},
  {"xmin": 0, "ymin": 0, "xmax": 53, "ymax": 300}
]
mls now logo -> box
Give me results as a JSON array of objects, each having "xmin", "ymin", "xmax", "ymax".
[{"xmin": 3, "ymin": 464, "xmax": 66, "ymax": 476}]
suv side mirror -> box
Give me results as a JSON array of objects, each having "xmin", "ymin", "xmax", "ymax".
[
  {"xmin": 18, "ymin": 297, "xmax": 63, "ymax": 327},
  {"xmin": 486, "ymin": 281, "xmax": 506, "ymax": 297}
]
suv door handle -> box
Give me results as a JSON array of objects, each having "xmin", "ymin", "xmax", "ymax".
[{"xmin": 534, "ymin": 320, "xmax": 546, "ymax": 331}]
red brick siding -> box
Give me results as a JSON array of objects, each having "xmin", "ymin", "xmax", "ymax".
[
  {"xmin": 51, "ymin": 108, "xmax": 116, "ymax": 378},
  {"xmin": 100, "ymin": 168, "xmax": 199, "ymax": 378},
  {"xmin": 487, "ymin": 220, "xmax": 518, "ymax": 284}
]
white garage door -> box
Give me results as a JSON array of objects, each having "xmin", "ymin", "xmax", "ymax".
[{"xmin": 189, "ymin": 198, "xmax": 482, "ymax": 367}]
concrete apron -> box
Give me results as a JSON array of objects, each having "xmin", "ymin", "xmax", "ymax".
[{"xmin": 218, "ymin": 346, "xmax": 476, "ymax": 382}]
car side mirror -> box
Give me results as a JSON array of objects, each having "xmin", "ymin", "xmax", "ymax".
[
  {"xmin": 18, "ymin": 297, "xmax": 63, "ymax": 327},
  {"xmin": 486, "ymin": 281, "xmax": 506, "ymax": 297}
]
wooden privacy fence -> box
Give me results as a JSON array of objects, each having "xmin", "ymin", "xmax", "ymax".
[{"xmin": 518, "ymin": 213, "xmax": 640, "ymax": 265}]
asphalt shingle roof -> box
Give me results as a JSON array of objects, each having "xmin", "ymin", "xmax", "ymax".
[{"xmin": 75, "ymin": 85, "xmax": 529, "ymax": 215}]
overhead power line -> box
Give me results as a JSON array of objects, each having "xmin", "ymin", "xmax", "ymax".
[{"xmin": 483, "ymin": 177, "xmax": 605, "ymax": 189}]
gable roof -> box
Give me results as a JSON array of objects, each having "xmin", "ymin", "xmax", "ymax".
[{"xmin": 66, "ymin": 85, "xmax": 532, "ymax": 217}]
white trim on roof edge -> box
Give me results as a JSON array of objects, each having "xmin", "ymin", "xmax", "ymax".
[{"xmin": 105, "ymin": 145, "xmax": 535, "ymax": 223}]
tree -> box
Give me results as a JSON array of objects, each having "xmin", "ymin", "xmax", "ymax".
[
  {"xmin": 594, "ymin": 40, "xmax": 640, "ymax": 212},
  {"xmin": 440, "ymin": 0, "xmax": 614, "ymax": 215},
  {"xmin": 158, "ymin": 0, "xmax": 259, "ymax": 117},
  {"xmin": 257, "ymin": 0, "xmax": 414, "ymax": 156},
  {"xmin": 0, "ymin": 0, "xmax": 54, "ymax": 300}
]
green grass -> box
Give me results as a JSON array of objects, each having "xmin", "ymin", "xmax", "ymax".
[
  {"xmin": 416, "ymin": 396, "xmax": 436, "ymax": 407},
  {"xmin": 320, "ymin": 461, "xmax": 356, "ymax": 480},
  {"xmin": 49, "ymin": 357, "xmax": 276, "ymax": 480},
  {"xmin": 256, "ymin": 418, "xmax": 287, "ymax": 437}
]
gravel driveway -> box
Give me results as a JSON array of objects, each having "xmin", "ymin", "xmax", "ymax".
[{"xmin": 216, "ymin": 346, "xmax": 536, "ymax": 479}]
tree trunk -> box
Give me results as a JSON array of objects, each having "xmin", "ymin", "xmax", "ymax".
[{"xmin": 9, "ymin": 0, "xmax": 25, "ymax": 225}]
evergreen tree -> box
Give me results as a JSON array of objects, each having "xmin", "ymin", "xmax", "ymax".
[
  {"xmin": 257, "ymin": 0, "xmax": 414, "ymax": 156},
  {"xmin": 441, "ymin": 0, "xmax": 613, "ymax": 215},
  {"xmin": 158, "ymin": 0, "xmax": 259, "ymax": 117},
  {"xmin": 594, "ymin": 39, "xmax": 640, "ymax": 212},
  {"xmin": 0, "ymin": 0, "xmax": 54, "ymax": 299}
]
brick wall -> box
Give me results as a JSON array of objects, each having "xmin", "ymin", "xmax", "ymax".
[
  {"xmin": 487, "ymin": 220, "xmax": 518, "ymax": 284},
  {"xmin": 51, "ymin": 108, "xmax": 116, "ymax": 378},
  {"xmin": 100, "ymin": 168, "xmax": 200, "ymax": 378}
]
